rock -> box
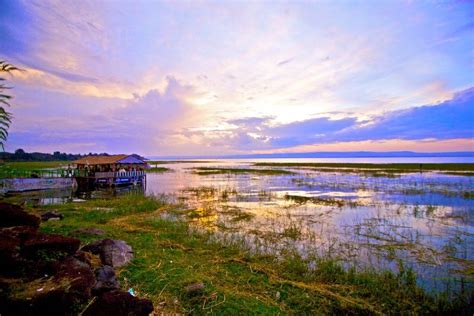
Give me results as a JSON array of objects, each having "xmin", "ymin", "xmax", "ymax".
[
  {"xmin": 0, "ymin": 232, "xmax": 22, "ymax": 275},
  {"xmin": 101, "ymin": 239, "xmax": 133, "ymax": 267},
  {"xmin": 40, "ymin": 211, "xmax": 63, "ymax": 221},
  {"xmin": 92, "ymin": 265, "xmax": 120, "ymax": 295},
  {"xmin": 73, "ymin": 251, "xmax": 102, "ymax": 269},
  {"xmin": 0, "ymin": 257, "xmax": 96, "ymax": 316},
  {"xmin": 82, "ymin": 238, "xmax": 133, "ymax": 267},
  {"xmin": 83, "ymin": 290, "xmax": 154, "ymax": 316},
  {"xmin": 0, "ymin": 226, "xmax": 38, "ymax": 277},
  {"xmin": 53, "ymin": 257, "xmax": 96, "ymax": 299},
  {"xmin": 71, "ymin": 227, "xmax": 106, "ymax": 236},
  {"xmin": 0, "ymin": 225, "xmax": 38, "ymax": 241},
  {"xmin": 0, "ymin": 202, "xmax": 40, "ymax": 228},
  {"xmin": 184, "ymin": 282, "xmax": 205, "ymax": 296},
  {"xmin": 22, "ymin": 233, "xmax": 81, "ymax": 260},
  {"xmin": 81, "ymin": 238, "xmax": 104, "ymax": 253}
]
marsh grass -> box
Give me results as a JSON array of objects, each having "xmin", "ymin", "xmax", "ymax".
[
  {"xmin": 192, "ymin": 167, "xmax": 295, "ymax": 176},
  {"xmin": 146, "ymin": 167, "xmax": 172, "ymax": 173},
  {"xmin": 33, "ymin": 194, "xmax": 473, "ymax": 314},
  {"xmin": 284, "ymin": 193, "xmax": 346, "ymax": 207},
  {"xmin": 254, "ymin": 162, "xmax": 474, "ymax": 172}
]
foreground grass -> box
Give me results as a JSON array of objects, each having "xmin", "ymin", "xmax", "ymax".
[
  {"xmin": 255, "ymin": 162, "xmax": 474, "ymax": 173},
  {"xmin": 193, "ymin": 167, "xmax": 295, "ymax": 176},
  {"xmin": 33, "ymin": 195, "xmax": 472, "ymax": 314}
]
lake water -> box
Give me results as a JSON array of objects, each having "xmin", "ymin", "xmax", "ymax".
[
  {"xmin": 145, "ymin": 158, "xmax": 473, "ymax": 294},
  {"xmin": 8, "ymin": 157, "xmax": 474, "ymax": 294}
]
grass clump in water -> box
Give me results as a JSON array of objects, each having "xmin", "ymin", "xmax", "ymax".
[
  {"xmin": 192, "ymin": 167, "xmax": 295, "ymax": 176},
  {"xmin": 146, "ymin": 167, "xmax": 172, "ymax": 173},
  {"xmin": 255, "ymin": 162, "xmax": 474, "ymax": 173},
  {"xmin": 284, "ymin": 194, "xmax": 346, "ymax": 207}
]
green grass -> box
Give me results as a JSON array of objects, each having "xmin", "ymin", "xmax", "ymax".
[
  {"xmin": 254, "ymin": 162, "xmax": 474, "ymax": 172},
  {"xmin": 0, "ymin": 161, "xmax": 70, "ymax": 178},
  {"xmin": 193, "ymin": 167, "xmax": 295, "ymax": 176},
  {"xmin": 30, "ymin": 194, "xmax": 472, "ymax": 314},
  {"xmin": 0, "ymin": 160, "xmax": 69, "ymax": 171}
]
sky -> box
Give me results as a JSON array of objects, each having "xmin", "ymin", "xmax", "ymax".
[{"xmin": 0, "ymin": 0, "xmax": 473, "ymax": 156}]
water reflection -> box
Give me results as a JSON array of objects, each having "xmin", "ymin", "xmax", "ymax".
[{"xmin": 6, "ymin": 184, "xmax": 146, "ymax": 206}]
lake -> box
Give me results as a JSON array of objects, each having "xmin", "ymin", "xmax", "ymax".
[{"xmin": 9, "ymin": 157, "xmax": 474, "ymax": 294}]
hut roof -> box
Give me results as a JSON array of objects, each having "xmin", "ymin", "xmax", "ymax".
[{"xmin": 73, "ymin": 155, "xmax": 146, "ymax": 165}]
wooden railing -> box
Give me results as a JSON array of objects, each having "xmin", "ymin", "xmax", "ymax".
[
  {"xmin": 94, "ymin": 171, "xmax": 146, "ymax": 178},
  {"xmin": 0, "ymin": 169, "xmax": 147, "ymax": 179},
  {"xmin": 0, "ymin": 169, "xmax": 69, "ymax": 179}
]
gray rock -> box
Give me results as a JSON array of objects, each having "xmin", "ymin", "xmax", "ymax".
[
  {"xmin": 92, "ymin": 265, "xmax": 120, "ymax": 294},
  {"xmin": 82, "ymin": 238, "xmax": 133, "ymax": 267},
  {"xmin": 184, "ymin": 282, "xmax": 205, "ymax": 296},
  {"xmin": 40, "ymin": 211, "xmax": 63, "ymax": 221}
]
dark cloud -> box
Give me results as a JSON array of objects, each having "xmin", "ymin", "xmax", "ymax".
[
  {"xmin": 217, "ymin": 87, "xmax": 474, "ymax": 150},
  {"xmin": 329, "ymin": 87, "xmax": 474, "ymax": 143}
]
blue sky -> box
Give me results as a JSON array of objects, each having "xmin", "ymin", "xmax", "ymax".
[{"xmin": 0, "ymin": 0, "xmax": 473, "ymax": 155}]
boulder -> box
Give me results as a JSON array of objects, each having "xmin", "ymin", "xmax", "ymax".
[
  {"xmin": 73, "ymin": 251, "xmax": 102, "ymax": 269},
  {"xmin": 40, "ymin": 211, "xmax": 63, "ymax": 221},
  {"xmin": 0, "ymin": 202, "xmax": 40, "ymax": 228},
  {"xmin": 83, "ymin": 290, "xmax": 154, "ymax": 316},
  {"xmin": 0, "ymin": 226, "xmax": 38, "ymax": 277},
  {"xmin": 0, "ymin": 225, "xmax": 38, "ymax": 242},
  {"xmin": 82, "ymin": 238, "xmax": 133, "ymax": 267},
  {"xmin": 0, "ymin": 257, "xmax": 96, "ymax": 316},
  {"xmin": 92, "ymin": 265, "xmax": 120, "ymax": 295},
  {"xmin": 22, "ymin": 233, "xmax": 81, "ymax": 260},
  {"xmin": 53, "ymin": 257, "xmax": 96, "ymax": 300},
  {"xmin": 0, "ymin": 232, "xmax": 22, "ymax": 275}
]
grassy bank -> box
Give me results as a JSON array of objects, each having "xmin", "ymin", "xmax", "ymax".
[
  {"xmin": 32, "ymin": 194, "xmax": 471, "ymax": 314},
  {"xmin": 0, "ymin": 161, "xmax": 69, "ymax": 171},
  {"xmin": 0, "ymin": 161, "xmax": 70, "ymax": 178}
]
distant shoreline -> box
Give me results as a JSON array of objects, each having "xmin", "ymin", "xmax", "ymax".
[{"xmin": 149, "ymin": 151, "xmax": 474, "ymax": 160}]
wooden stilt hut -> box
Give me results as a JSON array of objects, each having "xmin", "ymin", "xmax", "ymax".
[{"xmin": 73, "ymin": 154, "xmax": 148, "ymax": 189}]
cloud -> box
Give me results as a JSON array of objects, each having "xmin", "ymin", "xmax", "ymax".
[
  {"xmin": 331, "ymin": 87, "xmax": 474, "ymax": 142},
  {"xmin": 2, "ymin": 1, "xmax": 473, "ymax": 155},
  {"xmin": 178, "ymin": 87, "xmax": 474, "ymax": 152},
  {"xmin": 7, "ymin": 76, "xmax": 204, "ymax": 154}
]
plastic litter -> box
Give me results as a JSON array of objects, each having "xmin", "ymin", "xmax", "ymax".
[{"xmin": 128, "ymin": 288, "xmax": 136, "ymax": 296}]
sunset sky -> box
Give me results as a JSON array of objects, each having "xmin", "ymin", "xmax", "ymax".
[{"xmin": 1, "ymin": 0, "xmax": 473, "ymax": 156}]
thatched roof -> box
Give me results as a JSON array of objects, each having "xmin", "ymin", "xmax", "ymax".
[{"xmin": 73, "ymin": 155, "xmax": 146, "ymax": 165}]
